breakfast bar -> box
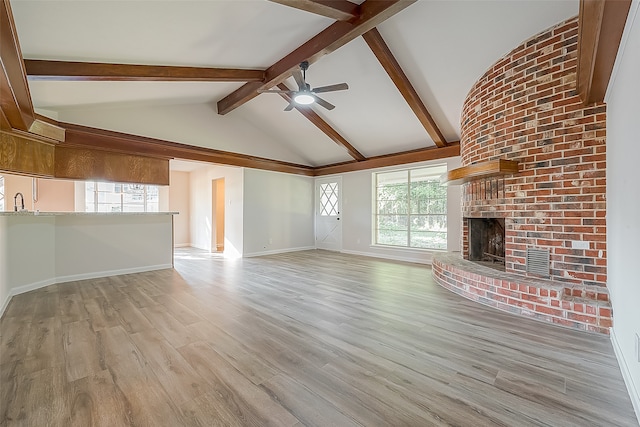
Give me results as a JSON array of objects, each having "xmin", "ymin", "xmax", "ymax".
[{"xmin": 0, "ymin": 211, "xmax": 175, "ymax": 313}]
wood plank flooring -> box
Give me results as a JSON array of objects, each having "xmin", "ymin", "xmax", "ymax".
[{"xmin": 1, "ymin": 248, "xmax": 637, "ymax": 426}]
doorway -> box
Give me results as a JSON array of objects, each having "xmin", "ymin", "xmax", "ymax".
[
  {"xmin": 315, "ymin": 176, "xmax": 342, "ymax": 251},
  {"xmin": 211, "ymin": 178, "xmax": 225, "ymax": 253}
]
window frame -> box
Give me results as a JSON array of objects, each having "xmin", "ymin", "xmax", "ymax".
[
  {"xmin": 0, "ymin": 175, "xmax": 4, "ymax": 211},
  {"xmin": 85, "ymin": 181, "xmax": 159, "ymax": 213},
  {"xmin": 372, "ymin": 165, "xmax": 448, "ymax": 251}
]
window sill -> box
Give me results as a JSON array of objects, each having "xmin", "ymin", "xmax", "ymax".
[{"xmin": 369, "ymin": 244, "xmax": 448, "ymax": 253}]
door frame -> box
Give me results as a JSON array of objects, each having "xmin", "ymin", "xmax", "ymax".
[
  {"xmin": 211, "ymin": 178, "xmax": 225, "ymax": 253},
  {"xmin": 315, "ymin": 176, "xmax": 343, "ymax": 251}
]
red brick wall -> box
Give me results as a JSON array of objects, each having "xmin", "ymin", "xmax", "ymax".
[{"xmin": 460, "ymin": 17, "xmax": 607, "ymax": 287}]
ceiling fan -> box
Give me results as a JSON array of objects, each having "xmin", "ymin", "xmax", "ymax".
[{"xmin": 258, "ymin": 61, "xmax": 348, "ymax": 111}]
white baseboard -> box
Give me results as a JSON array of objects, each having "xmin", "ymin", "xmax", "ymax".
[
  {"xmin": 243, "ymin": 246, "xmax": 315, "ymax": 258},
  {"xmin": 0, "ymin": 277, "xmax": 56, "ymax": 319},
  {"xmin": 0, "ymin": 264, "xmax": 172, "ymax": 319},
  {"xmin": 174, "ymin": 243, "xmax": 192, "ymax": 248},
  {"xmin": 0, "ymin": 296, "xmax": 8, "ymax": 319},
  {"xmin": 611, "ymin": 328, "xmax": 640, "ymax": 424},
  {"xmin": 340, "ymin": 248, "xmax": 431, "ymax": 265},
  {"xmin": 0, "ymin": 295, "xmax": 9, "ymax": 319},
  {"xmin": 56, "ymin": 264, "xmax": 173, "ymax": 284},
  {"xmin": 244, "ymin": 246, "xmax": 432, "ymax": 264},
  {"xmin": 190, "ymin": 244, "xmax": 209, "ymax": 251}
]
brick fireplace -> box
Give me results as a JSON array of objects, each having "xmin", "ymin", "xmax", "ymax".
[{"xmin": 432, "ymin": 17, "xmax": 611, "ymax": 333}]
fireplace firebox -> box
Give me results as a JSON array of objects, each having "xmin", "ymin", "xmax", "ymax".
[{"xmin": 467, "ymin": 218, "xmax": 505, "ymax": 268}]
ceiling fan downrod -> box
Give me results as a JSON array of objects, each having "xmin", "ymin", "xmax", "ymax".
[{"xmin": 300, "ymin": 61, "xmax": 309, "ymax": 87}]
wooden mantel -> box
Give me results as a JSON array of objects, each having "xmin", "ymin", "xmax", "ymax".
[{"xmin": 441, "ymin": 159, "xmax": 519, "ymax": 185}]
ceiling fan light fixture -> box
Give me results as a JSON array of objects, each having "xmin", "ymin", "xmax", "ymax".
[
  {"xmin": 259, "ymin": 62, "xmax": 346, "ymax": 110},
  {"xmin": 293, "ymin": 92, "xmax": 314, "ymax": 105}
]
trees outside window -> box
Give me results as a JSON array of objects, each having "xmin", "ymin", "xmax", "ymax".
[{"xmin": 374, "ymin": 165, "xmax": 447, "ymax": 250}]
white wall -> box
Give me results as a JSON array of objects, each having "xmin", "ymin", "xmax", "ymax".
[
  {"xmin": 0, "ymin": 213, "xmax": 174, "ymax": 316},
  {"xmin": 605, "ymin": 0, "xmax": 640, "ymax": 418},
  {"xmin": 54, "ymin": 214, "xmax": 173, "ymax": 281},
  {"xmin": 5, "ymin": 216, "xmax": 56, "ymax": 290},
  {"xmin": 1, "ymin": 215, "xmax": 58, "ymax": 314},
  {"xmin": 243, "ymin": 169, "xmax": 314, "ymax": 256},
  {"xmin": 189, "ymin": 165, "xmax": 244, "ymax": 257},
  {"xmin": 169, "ymin": 170, "xmax": 191, "ymax": 247},
  {"xmin": 335, "ymin": 156, "xmax": 462, "ymax": 264}
]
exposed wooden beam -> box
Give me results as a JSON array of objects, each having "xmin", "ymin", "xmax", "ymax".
[
  {"xmin": 217, "ymin": 0, "xmax": 416, "ymax": 115},
  {"xmin": 0, "ymin": 1, "xmax": 66, "ymax": 143},
  {"xmin": 0, "ymin": 0, "xmax": 35, "ymax": 131},
  {"xmin": 0, "ymin": 106, "xmax": 10, "ymax": 130},
  {"xmin": 7, "ymin": 114, "xmax": 459, "ymax": 178},
  {"xmin": 277, "ymin": 83, "xmax": 365, "ymax": 161},
  {"xmin": 314, "ymin": 142, "xmax": 460, "ymax": 176},
  {"xmin": 60, "ymin": 123, "xmax": 316, "ymax": 176},
  {"xmin": 28, "ymin": 118, "xmax": 65, "ymax": 142},
  {"xmin": 58, "ymin": 121, "xmax": 456, "ymax": 177},
  {"xmin": 269, "ymin": 0, "xmax": 359, "ymax": 21},
  {"xmin": 24, "ymin": 60, "xmax": 266, "ymax": 82},
  {"xmin": 577, "ymin": 0, "xmax": 632, "ymax": 105},
  {"xmin": 362, "ymin": 27, "xmax": 447, "ymax": 147}
]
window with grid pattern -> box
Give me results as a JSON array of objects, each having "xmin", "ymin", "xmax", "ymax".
[
  {"xmin": 319, "ymin": 182, "xmax": 339, "ymax": 216},
  {"xmin": 85, "ymin": 181, "xmax": 159, "ymax": 212},
  {"xmin": 374, "ymin": 165, "xmax": 447, "ymax": 250}
]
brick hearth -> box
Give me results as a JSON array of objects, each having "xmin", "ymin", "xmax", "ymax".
[{"xmin": 432, "ymin": 253, "xmax": 612, "ymax": 334}]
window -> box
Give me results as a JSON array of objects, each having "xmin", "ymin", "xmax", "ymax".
[
  {"xmin": 0, "ymin": 176, "xmax": 4, "ymax": 211},
  {"xmin": 374, "ymin": 165, "xmax": 447, "ymax": 250},
  {"xmin": 319, "ymin": 182, "xmax": 339, "ymax": 216},
  {"xmin": 85, "ymin": 181, "xmax": 159, "ymax": 212}
]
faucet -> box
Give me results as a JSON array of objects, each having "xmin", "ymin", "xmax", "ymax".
[{"xmin": 14, "ymin": 192, "xmax": 24, "ymax": 212}]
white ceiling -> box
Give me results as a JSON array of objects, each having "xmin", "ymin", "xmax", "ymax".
[{"xmin": 10, "ymin": 0, "xmax": 579, "ymax": 168}]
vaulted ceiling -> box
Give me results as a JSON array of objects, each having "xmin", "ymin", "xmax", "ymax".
[{"xmin": 6, "ymin": 0, "xmax": 581, "ymax": 176}]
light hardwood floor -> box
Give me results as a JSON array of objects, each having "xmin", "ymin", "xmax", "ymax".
[{"xmin": 1, "ymin": 248, "xmax": 637, "ymax": 426}]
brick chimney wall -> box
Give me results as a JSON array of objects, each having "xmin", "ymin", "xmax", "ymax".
[{"xmin": 459, "ymin": 17, "xmax": 607, "ymax": 287}]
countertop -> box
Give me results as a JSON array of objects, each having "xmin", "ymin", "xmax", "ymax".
[{"xmin": 0, "ymin": 211, "xmax": 178, "ymax": 216}]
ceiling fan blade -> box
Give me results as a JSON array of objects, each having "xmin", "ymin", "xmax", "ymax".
[
  {"xmin": 292, "ymin": 68, "xmax": 305, "ymax": 91},
  {"xmin": 313, "ymin": 95, "xmax": 335, "ymax": 110},
  {"xmin": 284, "ymin": 102, "xmax": 295, "ymax": 111},
  {"xmin": 312, "ymin": 83, "xmax": 349, "ymax": 94},
  {"xmin": 257, "ymin": 89, "xmax": 295, "ymax": 94}
]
